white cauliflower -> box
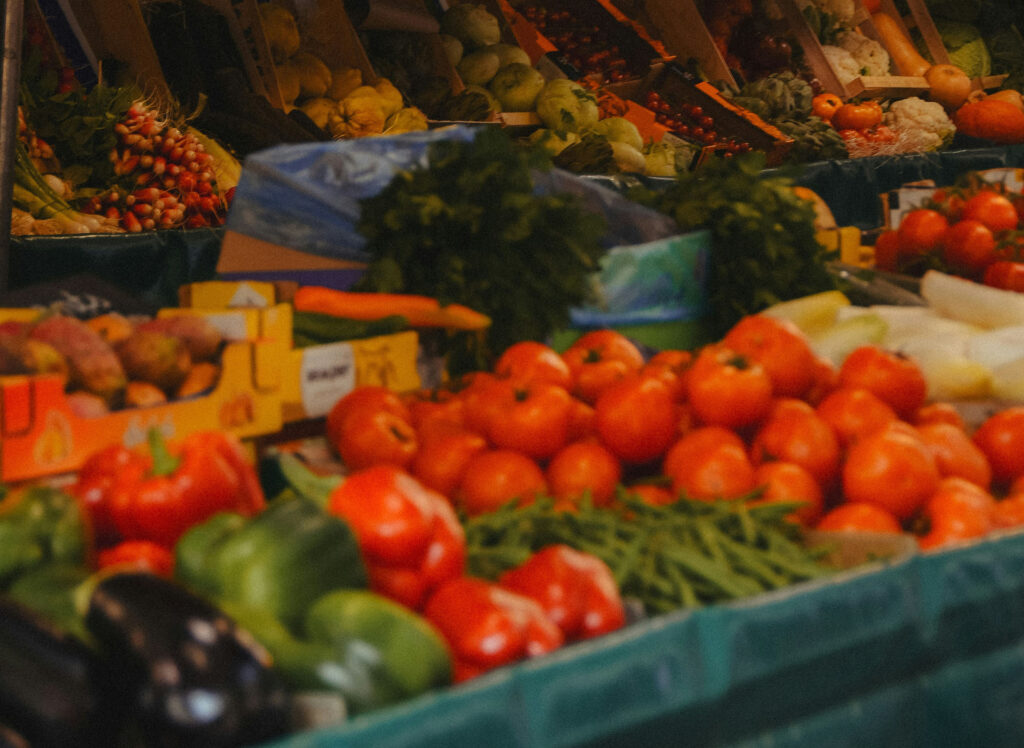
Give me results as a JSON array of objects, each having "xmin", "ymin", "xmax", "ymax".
[
  {"xmin": 884, "ymin": 97, "xmax": 956, "ymax": 152},
  {"xmin": 837, "ymin": 29, "xmax": 891, "ymax": 77},
  {"xmin": 822, "ymin": 45, "xmax": 863, "ymax": 85}
]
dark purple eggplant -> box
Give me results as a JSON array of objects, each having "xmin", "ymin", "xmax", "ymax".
[
  {"xmin": 0, "ymin": 596, "xmax": 118, "ymax": 746},
  {"xmin": 85, "ymin": 573, "xmax": 291, "ymax": 747}
]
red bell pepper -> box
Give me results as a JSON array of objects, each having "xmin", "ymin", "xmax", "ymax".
[
  {"xmin": 498, "ymin": 544, "xmax": 626, "ymax": 641},
  {"xmin": 326, "ymin": 464, "xmax": 466, "ymax": 610},
  {"xmin": 72, "ymin": 429, "xmax": 266, "ymax": 549},
  {"xmin": 423, "ymin": 576, "xmax": 564, "ymax": 682},
  {"xmin": 96, "ymin": 539, "xmax": 175, "ymax": 578}
]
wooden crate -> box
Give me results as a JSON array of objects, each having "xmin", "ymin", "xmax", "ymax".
[
  {"xmin": 642, "ymin": 0, "xmax": 737, "ymax": 89},
  {"xmin": 774, "ymin": 0, "xmax": 928, "ymax": 99}
]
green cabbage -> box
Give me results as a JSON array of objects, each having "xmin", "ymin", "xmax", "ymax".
[
  {"xmin": 535, "ymin": 79, "xmax": 599, "ymax": 133},
  {"xmin": 935, "ymin": 19, "xmax": 991, "ymax": 79}
]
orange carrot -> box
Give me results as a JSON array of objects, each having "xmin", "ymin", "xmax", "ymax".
[{"xmin": 292, "ymin": 286, "xmax": 492, "ymax": 331}]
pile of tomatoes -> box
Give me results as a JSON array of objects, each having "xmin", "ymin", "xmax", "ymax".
[
  {"xmin": 875, "ymin": 183, "xmax": 1024, "ymax": 290},
  {"xmin": 644, "ymin": 90, "xmax": 753, "ymax": 154},
  {"xmin": 324, "ymin": 317, "xmax": 1024, "ymax": 552}
]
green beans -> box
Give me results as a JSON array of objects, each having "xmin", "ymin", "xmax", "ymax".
[{"xmin": 464, "ymin": 494, "xmax": 836, "ymax": 615}]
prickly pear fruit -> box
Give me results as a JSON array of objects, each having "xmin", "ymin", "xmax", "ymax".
[
  {"xmin": 116, "ymin": 329, "xmax": 193, "ymax": 393},
  {"xmin": 29, "ymin": 315, "xmax": 127, "ymax": 404},
  {"xmin": 134, "ymin": 315, "xmax": 224, "ymax": 361}
]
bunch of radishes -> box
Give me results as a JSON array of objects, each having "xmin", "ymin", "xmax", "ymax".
[{"xmin": 82, "ymin": 101, "xmax": 228, "ymax": 232}]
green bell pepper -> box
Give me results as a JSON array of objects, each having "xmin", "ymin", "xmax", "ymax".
[
  {"xmin": 174, "ymin": 497, "xmax": 368, "ymax": 628},
  {"xmin": 0, "ymin": 486, "xmax": 88, "ymax": 588},
  {"xmin": 5, "ymin": 563, "xmax": 94, "ymax": 644},
  {"xmin": 226, "ymin": 588, "xmax": 452, "ymax": 714}
]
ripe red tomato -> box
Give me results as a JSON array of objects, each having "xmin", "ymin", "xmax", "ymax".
[
  {"xmin": 410, "ymin": 429, "xmax": 488, "ymax": 497},
  {"xmin": 640, "ymin": 349, "xmax": 692, "ymax": 402},
  {"xmin": 663, "ymin": 426, "xmax": 756, "ymax": 501},
  {"xmin": 972, "ymin": 406, "xmax": 1024, "ymax": 485},
  {"xmin": 623, "ymin": 483, "xmax": 676, "ymax": 506},
  {"xmin": 912, "ymin": 401, "xmax": 966, "ymax": 430},
  {"xmin": 721, "ymin": 314, "xmax": 817, "ymax": 398},
  {"xmin": 546, "ymin": 440, "xmax": 623, "ymax": 508},
  {"xmin": 750, "ymin": 399, "xmax": 841, "ymax": 489},
  {"xmin": 815, "ymin": 386, "xmax": 897, "ymax": 448},
  {"xmin": 594, "ymin": 374, "xmax": 679, "ymax": 464},
  {"xmin": 991, "ymin": 492, "xmax": 1024, "ymax": 529},
  {"xmin": 815, "ymin": 502, "xmax": 902, "ymax": 534},
  {"xmin": 841, "ymin": 422, "xmax": 940, "ymax": 521},
  {"xmin": 916, "ymin": 421, "xmax": 992, "ymax": 489},
  {"xmin": 915, "ymin": 477, "xmax": 995, "ymax": 551},
  {"xmin": 982, "ymin": 260, "xmax": 1024, "ymax": 292},
  {"xmin": 458, "ymin": 449, "xmax": 548, "ymax": 516},
  {"xmin": 685, "ymin": 344, "xmax": 773, "ymax": 430},
  {"xmin": 873, "ymin": 229, "xmax": 900, "ymax": 273},
  {"xmin": 941, "ymin": 219, "xmax": 997, "ymax": 276},
  {"xmin": 486, "ymin": 380, "xmax": 573, "ymax": 460},
  {"xmin": 837, "ymin": 345, "xmax": 927, "ymax": 419},
  {"xmin": 561, "ymin": 329, "xmax": 645, "ymax": 404},
  {"xmin": 326, "ymin": 386, "xmax": 410, "ymax": 448},
  {"xmin": 494, "ymin": 340, "xmax": 573, "ymax": 389},
  {"xmin": 896, "ymin": 209, "xmax": 949, "ymax": 257},
  {"xmin": 405, "ymin": 388, "xmax": 465, "ymax": 442},
  {"xmin": 960, "ymin": 190, "xmax": 1020, "ymax": 232},
  {"xmin": 332, "ymin": 404, "xmax": 418, "ymax": 470},
  {"xmin": 749, "ymin": 461, "xmax": 825, "ymax": 526}
]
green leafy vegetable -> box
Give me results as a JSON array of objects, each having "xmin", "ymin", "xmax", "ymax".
[
  {"xmin": 354, "ymin": 127, "xmax": 607, "ymax": 374},
  {"xmin": 628, "ymin": 152, "xmax": 838, "ymax": 338}
]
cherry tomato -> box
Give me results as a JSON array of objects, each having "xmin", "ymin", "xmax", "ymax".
[
  {"xmin": 594, "ymin": 374, "xmax": 679, "ymax": 464},
  {"xmin": 915, "ymin": 477, "xmax": 995, "ymax": 551},
  {"xmin": 896, "ymin": 209, "xmax": 949, "ymax": 257},
  {"xmin": 982, "ymin": 260, "xmax": 1024, "ymax": 292},
  {"xmin": 941, "ymin": 219, "xmax": 997, "ymax": 277},
  {"xmin": 960, "ymin": 190, "xmax": 1020, "ymax": 232},
  {"xmin": 494, "ymin": 340, "xmax": 573, "ymax": 389},
  {"xmin": 841, "ymin": 422, "xmax": 940, "ymax": 521},
  {"xmin": 410, "ymin": 430, "xmax": 488, "ymax": 498},
  {"xmin": 722, "ymin": 314, "xmax": 817, "ymax": 398},
  {"xmin": 916, "ymin": 421, "xmax": 992, "ymax": 489},
  {"xmin": 663, "ymin": 426, "xmax": 756, "ymax": 501},
  {"xmin": 749, "ymin": 461, "xmax": 825, "ymax": 526},
  {"xmin": 458, "ymin": 449, "xmax": 548, "ymax": 516},
  {"xmin": 546, "ymin": 440, "xmax": 622, "ymax": 508},
  {"xmin": 750, "ymin": 399, "xmax": 841, "ymax": 489},
  {"xmin": 561, "ymin": 329, "xmax": 645, "ymax": 404},
  {"xmin": 686, "ymin": 344, "xmax": 773, "ymax": 430},
  {"xmin": 837, "ymin": 345, "xmax": 928, "ymax": 419},
  {"xmin": 486, "ymin": 380, "xmax": 573, "ymax": 460},
  {"xmin": 972, "ymin": 406, "xmax": 1024, "ymax": 485},
  {"xmin": 815, "ymin": 502, "xmax": 902, "ymax": 533},
  {"xmin": 815, "ymin": 386, "xmax": 897, "ymax": 448}
]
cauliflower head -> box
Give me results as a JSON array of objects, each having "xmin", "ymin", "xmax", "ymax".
[
  {"xmin": 884, "ymin": 97, "xmax": 956, "ymax": 152},
  {"xmin": 837, "ymin": 30, "xmax": 891, "ymax": 77},
  {"xmin": 822, "ymin": 45, "xmax": 863, "ymax": 85}
]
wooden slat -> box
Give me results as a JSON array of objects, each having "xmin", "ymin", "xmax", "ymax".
[{"xmin": 643, "ymin": 0, "xmax": 735, "ymax": 88}]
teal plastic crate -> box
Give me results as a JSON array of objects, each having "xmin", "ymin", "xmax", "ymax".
[{"xmin": 258, "ymin": 529, "xmax": 1024, "ymax": 747}]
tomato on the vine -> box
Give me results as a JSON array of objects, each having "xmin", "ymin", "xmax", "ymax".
[
  {"xmin": 896, "ymin": 209, "xmax": 949, "ymax": 257},
  {"xmin": 960, "ymin": 190, "xmax": 1020, "ymax": 232},
  {"xmin": 941, "ymin": 219, "xmax": 997, "ymax": 276},
  {"xmin": 685, "ymin": 344, "xmax": 773, "ymax": 430}
]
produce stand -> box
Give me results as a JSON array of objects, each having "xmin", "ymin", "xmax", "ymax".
[{"xmin": 11, "ymin": 1, "xmax": 1024, "ymax": 746}]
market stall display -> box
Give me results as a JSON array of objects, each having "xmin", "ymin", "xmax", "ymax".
[{"xmin": 10, "ymin": 0, "xmax": 1024, "ymax": 746}]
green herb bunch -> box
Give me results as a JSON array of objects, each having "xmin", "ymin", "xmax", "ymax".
[
  {"xmin": 629, "ymin": 152, "xmax": 837, "ymax": 338},
  {"xmin": 354, "ymin": 127, "xmax": 607, "ymax": 374}
]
